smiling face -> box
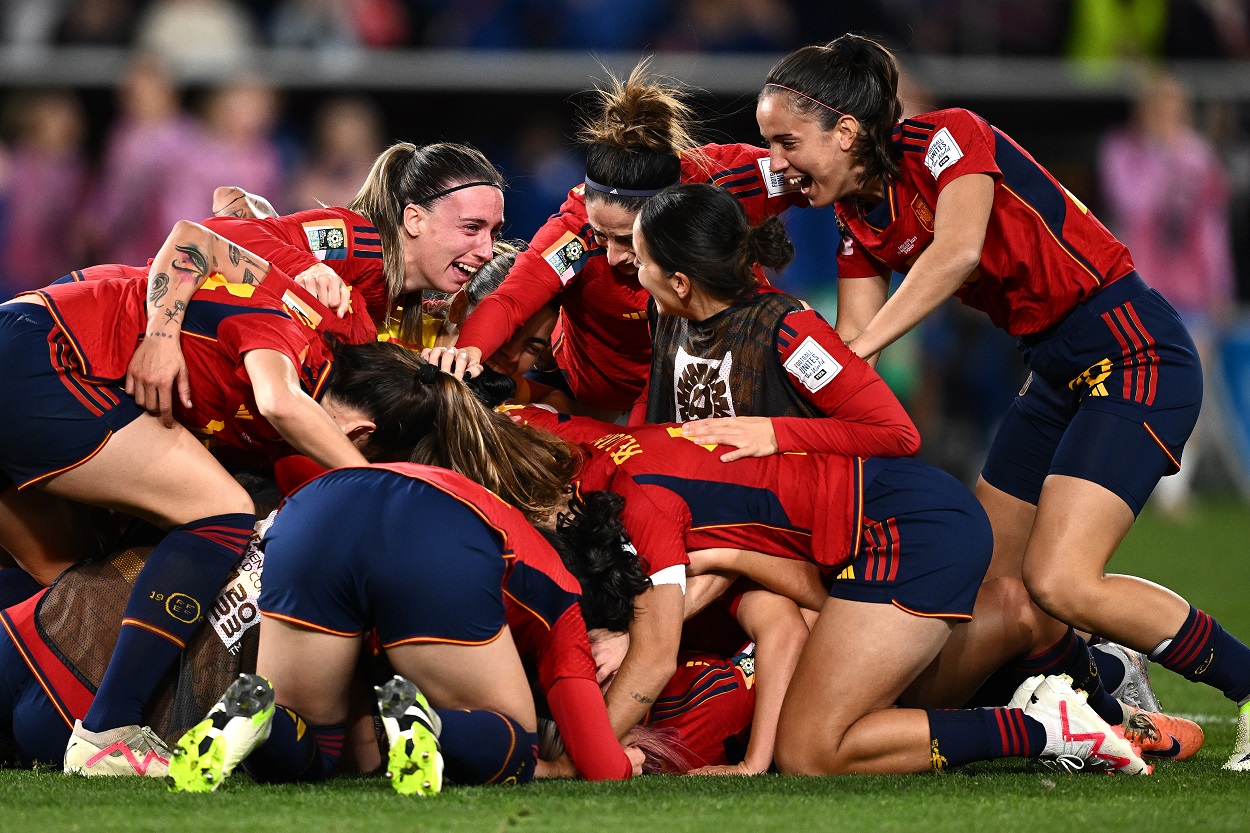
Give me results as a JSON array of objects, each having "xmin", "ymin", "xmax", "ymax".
[
  {"xmin": 402, "ymin": 185, "xmax": 504, "ymax": 293},
  {"xmin": 756, "ymin": 92, "xmax": 862, "ymax": 208},
  {"xmin": 486, "ymin": 303, "xmax": 558, "ymax": 379},
  {"xmin": 585, "ymin": 198, "xmax": 641, "ymax": 277},
  {"xmin": 632, "ymin": 216, "xmax": 682, "ymax": 316}
]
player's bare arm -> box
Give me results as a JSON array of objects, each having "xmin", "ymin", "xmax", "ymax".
[
  {"xmin": 845, "ymin": 173, "xmax": 993, "ymax": 360},
  {"xmin": 129, "ymin": 221, "xmax": 275, "ymax": 426}
]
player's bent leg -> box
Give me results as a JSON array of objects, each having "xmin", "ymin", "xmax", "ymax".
[
  {"xmin": 386, "ymin": 635, "xmax": 539, "ymax": 789},
  {"xmin": 1022, "ymin": 475, "xmax": 1190, "ymax": 649},
  {"xmin": 974, "ymin": 478, "xmax": 1038, "ymax": 583},
  {"xmin": 774, "ymin": 597, "xmax": 953, "ymax": 775}
]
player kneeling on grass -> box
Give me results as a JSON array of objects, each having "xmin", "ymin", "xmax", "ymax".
[{"xmin": 171, "ymin": 373, "xmax": 648, "ymax": 793}]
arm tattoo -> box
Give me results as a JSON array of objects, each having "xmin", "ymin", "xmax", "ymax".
[
  {"xmin": 149, "ymin": 272, "xmax": 170, "ymax": 308},
  {"xmin": 162, "ymin": 300, "xmax": 186, "ymax": 324},
  {"xmin": 172, "ymin": 243, "xmax": 209, "ymax": 286},
  {"xmin": 242, "ymin": 268, "xmax": 257, "ymax": 285},
  {"xmin": 147, "ymin": 331, "xmax": 174, "ymax": 339},
  {"xmin": 229, "ymin": 243, "xmax": 241, "ymax": 266},
  {"xmin": 629, "ymin": 691, "xmax": 655, "ymax": 705}
]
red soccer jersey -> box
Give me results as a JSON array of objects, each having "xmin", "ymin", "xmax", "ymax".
[
  {"xmin": 203, "ymin": 206, "xmax": 387, "ymax": 326},
  {"xmin": 458, "ymin": 144, "xmax": 807, "ymax": 411},
  {"xmin": 835, "ymin": 108, "xmax": 1136, "ymax": 335},
  {"xmin": 647, "ymin": 650, "xmax": 755, "ymax": 770},
  {"xmin": 369, "ymin": 462, "xmax": 631, "ymax": 780},
  {"xmin": 34, "ymin": 269, "xmax": 333, "ymax": 465},
  {"xmin": 509, "ymin": 406, "xmax": 866, "ymax": 570}
]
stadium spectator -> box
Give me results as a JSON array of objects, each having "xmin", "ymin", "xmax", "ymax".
[
  {"xmin": 288, "ymin": 96, "xmax": 385, "ymax": 212},
  {"xmin": 1099, "ymin": 71, "xmax": 1237, "ymax": 516}
]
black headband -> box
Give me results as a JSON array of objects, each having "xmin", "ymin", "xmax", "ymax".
[
  {"xmin": 411, "ymin": 180, "xmax": 502, "ymax": 205},
  {"xmin": 583, "ymin": 175, "xmax": 674, "ymax": 199}
]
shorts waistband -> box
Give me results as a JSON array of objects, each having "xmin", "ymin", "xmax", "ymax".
[{"xmin": 1020, "ymin": 272, "xmax": 1146, "ymax": 348}]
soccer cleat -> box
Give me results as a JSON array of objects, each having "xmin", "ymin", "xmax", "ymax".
[
  {"xmin": 1224, "ymin": 701, "xmax": 1250, "ymax": 772},
  {"xmin": 1122, "ymin": 706, "xmax": 1204, "ymax": 760},
  {"xmin": 1092, "ymin": 641, "xmax": 1163, "ymax": 713},
  {"xmin": 64, "ymin": 721, "xmax": 172, "ymax": 777},
  {"xmin": 1006, "ymin": 674, "xmax": 1046, "ymax": 710},
  {"xmin": 168, "ymin": 673, "xmax": 275, "ymax": 793},
  {"xmin": 376, "ymin": 675, "xmax": 444, "ymax": 796},
  {"xmin": 1022, "ymin": 674, "xmax": 1152, "ymax": 776}
]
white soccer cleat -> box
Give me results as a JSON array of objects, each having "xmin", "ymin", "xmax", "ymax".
[
  {"xmin": 1224, "ymin": 701, "xmax": 1250, "ymax": 772},
  {"xmin": 168, "ymin": 673, "xmax": 276, "ymax": 793},
  {"xmin": 376, "ymin": 675, "xmax": 444, "ymax": 796},
  {"xmin": 1092, "ymin": 641, "xmax": 1163, "ymax": 713},
  {"xmin": 1022, "ymin": 674, "xmax": 1151, "ymax": 775},
  {"xmin": 1006, "ymin": 674, "xmax": 1046, "ymax": 711},
  {"xmin": 64, "ymin": 721, "xmax": 172, "ymax": 777}
]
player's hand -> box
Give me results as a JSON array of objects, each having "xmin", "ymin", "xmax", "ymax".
[
  {"xmin": 535, "ymin": 754, "xmax": 576, "ymax": 779},
  {"xmin": 686, "ymin": 761, "xmax": 761, "ymax": 777},
  {"xmin": 625, "ymin": 744, "xmax": 646, "ymax": 777},
  {"xmin": 680, "ymin": 417, "xmax": 778, "ymax": 461},
  {"xmin": 587, "ymin": 628, "xmax": 630, "ymax": 687},
  {"xmin": 292, "ymin": 263, "xmax": 350, "ymax": 317},
  {"xmin": 125, "ymin": 335, "xmax": 191, "ymax": 428},
  {"xmin": 421, "ymin": 345, "xmax": 483, "ymax": 380}
]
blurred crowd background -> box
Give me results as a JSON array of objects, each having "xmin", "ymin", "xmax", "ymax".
[{"xmin": 1, "ymin": 0, "xmax": 1249, "ymax": 509}]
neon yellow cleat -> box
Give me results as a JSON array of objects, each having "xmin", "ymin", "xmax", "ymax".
[
  {"xmin": 168, "ymin": 673, "xmax": 275, "ymax": 793},
  {"xmin": 376, "ymin": 675, "xmax": 444, "ymax": 796}
]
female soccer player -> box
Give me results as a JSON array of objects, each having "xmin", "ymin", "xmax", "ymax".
[
  {"xmin": 130, "ymin": 141, "xmax": 505, "ymax": 422},
  {"xmin": 170, "ymin": 382, "xmax": 645, "ymax": 792},
  {"xmin": 755, "ymin": 34, "xmax": 1250, "ymax": 770},
  {"xmin": 0, "ymin": 222, "xmax": 446, "ymax": 777},
  {"xmin": 441, "ymin": 60, "xmax": 808, "ymax": 418},
  {"xmin": 511, "ymin": 405, "xmax": 1153, "ymax": 776},
  {"xmin": 633, "ymin": 182, "xmax": 919, "ymax": 462}
]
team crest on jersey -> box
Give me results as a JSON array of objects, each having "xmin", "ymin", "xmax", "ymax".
[
  {"xmin": 757, "ymin": 157, "xmax": 801, "ymax": 197},
  {"xmin": 302, "ymin": 219, "xmax": 348, "ymax": 261},
  {"xmin": 924, "ymin": 127, "xmax": 964, "ymax": 179},
  {"xmin": 542, "ymin": 230, "xmax": 591, "ymax": 285},
  {"xmin": 783, "ymin": 336, "xmax": 842, "ymax": 393},
  {"xmin": 673, "ymin": 346, "xmax": 735, "ymax": 420},
  {"xmin": 911, "ymin": 194, "xmax": 935, "ymax": 231}
]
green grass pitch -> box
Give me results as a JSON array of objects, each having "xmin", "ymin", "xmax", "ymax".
[{"xmin": 3, "ymin": 499, "xmax": 1247, "ymax": 832}]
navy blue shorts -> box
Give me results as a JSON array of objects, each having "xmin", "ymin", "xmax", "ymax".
[
  {"xmin": 829, "ymin": 457, "xmax": 992, "ymax": 620},
  {"xmin": 0, "ymin": 303, "xmax": 143, "ymax": 490},
  {"xmin": 981, "ymin": 273, "xmax": 1201, "ymax": 515},
  {"xmin": 259, "ymin": 468, "xmax": 510, "ymax": 648},
  {"xmin": 0, "ymin": 626, "xmax": 70, "ymax": 767}
]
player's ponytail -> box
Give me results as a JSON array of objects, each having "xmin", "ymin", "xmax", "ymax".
[
  {"xmin": 577, "ymin": 58, "xmax": 700, "ymax": 212},
  {"xmin": 762, "ymin": 35, "xmax": 903, "ymax": 187},
  {"xmin": 409, "ymin": 370, "xmax": 581, "ymax": 524},
  {"xmin": 350, "ymin": 141, "xmax": 505, "ymax": 344},
  {"xmin": 639, "ymin": 183, "xmax": 793, "ymax": 304}
]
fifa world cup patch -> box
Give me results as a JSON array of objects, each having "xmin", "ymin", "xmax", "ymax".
[
  {"xmin": 783, "ymin": 336, "xmax": 842, "ymax": 392},
  {"xmin": 757, "ymin": 157, "xmax": 803, "ymax": 197},
  {"xmin": 542, "ymin": 230, "xmax": 591, "ymax": 284},
  {"xmin": 302, "ymin": 219, "xmax": 348, "ymax": 261},
  {"xmin": 924, "ymin": 127, "xmax": 964, "ymax": 180}
]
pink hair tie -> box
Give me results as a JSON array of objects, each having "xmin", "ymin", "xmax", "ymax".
[{"xmin": 765, "ymin": 82, "xmax": 848, "ymax": 118}]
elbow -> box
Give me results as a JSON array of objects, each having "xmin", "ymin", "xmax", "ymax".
[
  {"xmin": 252, "ymin": 387, "xmax": 300, "ymax": 430},
  {"xmin": 899, "ymin": 420, "xmax": 922, "ymax": 456}
]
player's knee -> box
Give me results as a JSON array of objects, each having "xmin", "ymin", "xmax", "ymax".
[{"xmin": 1022, "ymin": 561, "xmax": 1097, "ymax": 625}]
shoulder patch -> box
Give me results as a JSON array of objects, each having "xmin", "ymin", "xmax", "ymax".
[
  {"xmin": 924, "ymin": 127, "xmax": 964, "ymax": 180},
  {"xmin": 756, "ymin": 156, "xmax": 801, "ymax": 198},
  {"xmin": 783, "ymin": 336, "xmax": 843, "ymax": 392},
  {"xmin": 542, "ymin": 230, "xmax": 591, "ymax": 285},
  {"xmin": 301, "ymin": 219, "xmax": 348, "ymax": 261}
]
